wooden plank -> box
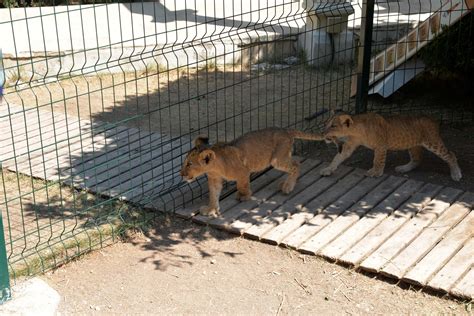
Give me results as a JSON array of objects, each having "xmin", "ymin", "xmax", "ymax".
[
  {"xmin": 281, "ymin": 175, "xmax": 386, "ymax": 250},
  {"xmin": 174, "ymin": 187, "xmax": 223, "ymax": 219},
  {"xmin": 99, "ymin": 141, "xmax": 191, "ymax": 199},
  {"xmin": 0, "ymin": 109, "xmax": 74, "ymax": 146},
  {"xmin": 450, "ymin": 268, "xmax": 474, "ymax": 299},
  {"xmin": 2, "ymin": 115, "xmax": 89, "ymax": 167},
  {"xmin": 23, "ymin": 124, "xmax": 131, "ymax": 177},
  {"xmin": 0, "ymin": 105, "xmax": 64, "ymax": 138},
  {"xmin": 27, "ymin": 124, "xmax": 133, "ymax": 177},
  {"xmin": 228, "ymin": 162, "xmax": 329, "ymax": 235},
  {"xmin": 19, "ymin": 127, "xmax": 159, "ymax": 190},
  {"xmin": 319, "ymin": 179, "xmax": 423, "ymax": 261},
  {"xmin": 61, "ymin": 129, "xmax": 151, "ymax": 184},
  {"xmin": 61, "ymin": 130, "xmax": 164, "ymax": 188},
  {"xmin": 338, "ymin": 183, "xmax": 441, "ymax": 266},
  {"xmin": 380, "ymin": 192, "xmax": 474, "ymax": 279},
  {"xmin": 260, "ymin": 168, "xmax": 366, "ymax": 246},
  {"xmin": 256, "ymin": 165, "xmax": 355, "ymax": 243},
  {"xmin": 0, "ymin": 112, "xmax": 76, "ymax": 163},
  {"xmin": 359, "ymin": 186, "xmax": 462, "ymax": 273},
  {"xmin": 203, "ymin": 159, "xmax": 320, "ymax": 228},
  {"xmin": 297, "ymin": 176, "xmax": 405, "ymax": 255},
  {"xmin": 6, "ymin": 114, "xmax": 113, "ymax": 159},
  {"xmin": 403, "ymin": 211, "xmax": 474, "ymax": 286},
  {"xmin": 0, "ymin": 102, "xmax": 130, "ymax": 172},
  {"xmin": 1, "ymin": 117, "xmax": 75, "ymax": 161},
  {"xmin": 6, "ymin": 120, "xmax": 124, "ymax": 176},
  {"xmin": 0, "ymin": 108, "xmax": 59, "ymax": 148},
  {"xmin": 428, "ymin": 238, "xmax": 474, "ymax": 292},
  {"xmin": 157, "ymin": 178, "xmax": 212, "ymax": 216},
  {"xmin": 100, "ymin": 136, "xmax": 193, "ymax": 198},
  {"xmin": 243, "ymin": 165, "xmax": 352, "ymax": 240}
]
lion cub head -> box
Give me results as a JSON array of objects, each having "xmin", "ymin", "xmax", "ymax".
[
  {"xmin": 180, "ymin": 136, "xmax": 216, "ymax": 183},
  {"xmin": 324, "ymin": 113, "xmax": 354, "ymax": 139}
]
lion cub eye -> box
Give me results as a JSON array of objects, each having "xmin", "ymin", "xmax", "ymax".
[{"xmin": 187, "ymin": 162, "xmax": 193, "ymax": 167}]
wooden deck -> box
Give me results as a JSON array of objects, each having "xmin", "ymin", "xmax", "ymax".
[
  {"xmin": 0, "ymin": 104, "xmax": 194, "ymax": 208},
  {"xmin": 1, "ymin": 104, "xmax": 472, "ymax": 299},
  {"xmin": 0, "ymin": 104, "xmax": 201, "ymax": 265},
  {"xmin": 176, "ymin": 159, "xmax": 474, "ymax": 300}
]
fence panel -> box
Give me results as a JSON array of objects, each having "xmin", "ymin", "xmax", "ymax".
[{"xmin": 0, "ymin": 0, "xmax": 472, "ymax": 281}]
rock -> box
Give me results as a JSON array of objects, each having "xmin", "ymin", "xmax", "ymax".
[
  {"xmin": 284, "ymin": 56, "xmax": 299, "ymax": 65},
  {"xmin": 251, "ymin": 63, "xmax": 270, "ymax": 72},
  {"xmin": 0, "ymin": 278, "xmax": 61, "ymax": 316},
  {"xmin": 272, "ymin": 64, "xmax": 290, "ymax": 70}
]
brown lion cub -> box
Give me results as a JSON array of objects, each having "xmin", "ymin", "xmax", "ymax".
[
  {"xmin": 180, "ymin": 128, "xmax": 324, "ymax": 217},
  {"xmin": 321, "ymin": 112, "xmax": 462, "ymax": 181}
]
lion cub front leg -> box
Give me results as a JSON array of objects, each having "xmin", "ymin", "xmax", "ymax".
[
  {"xmin": 270, "ymin": 142, "xmax": 300, "ymax": 194},
  {"xmin": 367, "ymin": 147, "xmax": 386, "ymax": 177},
  {"xmin": 321, "ymin": 142, "xmax": 358, "ymax": 176},
  {"xmin": 236, "ymin": 175, "xmax": 252, "ymax": 201},
  {"xmin": 200, "ymin": 176, "xmax": 223, "ymax": 217}
]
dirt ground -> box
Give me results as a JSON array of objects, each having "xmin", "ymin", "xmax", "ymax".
[{"xmin": 41, "ymin": 216, "xmax": 472, "ymax": 315}]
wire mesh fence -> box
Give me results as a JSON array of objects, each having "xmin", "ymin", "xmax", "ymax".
[{"xmin": 0, "ymin": 0, "xmax": 472, "ymax": 290}]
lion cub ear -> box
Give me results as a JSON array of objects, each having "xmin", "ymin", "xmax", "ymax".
[
  {"xmin": 340, "ymin": 114, "xmax": 353, "ymax": 127},
  {"xmin": 193, "ymin": 135, "xmax": 209, "ymax": 148},
  {"xmin": 199, "ymin": 149, "xmax": 216, "ymax": 165}
]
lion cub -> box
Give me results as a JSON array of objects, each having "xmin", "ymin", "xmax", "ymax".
[
  {"xmin": 180, "ymin": 128, "xmax": 323, "ymax": 217},
  {"xmin": 321, "ymin": 112, "xmax": 462, "ymax": 181}
]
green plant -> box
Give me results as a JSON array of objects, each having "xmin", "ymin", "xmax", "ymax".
[
  {"xmin": 2, "ymin": 0, "xmax": 17, "ymax": 7},
  {"xmin": 5, "ymin": 66, "xmax": 28, "ymax": 87},
  {"xmin": 420, "ymin": 12, "xmax": 474, "ymax": 77}
]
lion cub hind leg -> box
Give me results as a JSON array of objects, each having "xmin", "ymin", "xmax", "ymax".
[
  {"xmin": 366, "ymin": 147, "xmax": 387, "ymax": 177},
  {"xmin": 270, "ymin": 142, "xmax": 300, "ymax": 194},
  {"xmin": 395, "ymin": 146, "xmax": 423, "ymax": 173},
  {"xmin": 423, "ymin": 141, "xmax": 462, "ymax": 181},
  {"xmin": 236, "ymin": 175, "xmax": 252, "ymax": 201},
  {"xmin": 274, "ymin": 159, "xmax": 300, "ymax": 194}
]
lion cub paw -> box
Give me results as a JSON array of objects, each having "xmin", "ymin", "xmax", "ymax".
[
  {"xmin": 451, "ymin": 168, "xmax": 462, "ymax": 182},
  {"xmin": 279, "ymin": 180, "xmax": 295, "ymax": 194},
  {"xmin": 366, "ymin": 168, "xmax": 383, "ymax": 178},
  {"xmin": 199, "ymin": 205, "xmax": 220, "ymax": 217},
  {"xmin": 320, "ymin": 167, "xmax": 333, "ymax": 177},
  {"xmin": 236, "ymin": 191, "xmax": 252, "ymax": 201}
]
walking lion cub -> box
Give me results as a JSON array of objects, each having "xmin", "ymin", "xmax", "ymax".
[
  {"xmin": 180, "ymin": 128, "xmax": 323, "ymax": 217},
  {"xmin": 321, "ymin": 112, "xmax": 462, "ymax": 181}
]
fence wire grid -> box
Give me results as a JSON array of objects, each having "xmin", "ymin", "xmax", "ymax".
[{"xmin": 0, "ymin": 0, "xmax": 472, "ymax": 286}]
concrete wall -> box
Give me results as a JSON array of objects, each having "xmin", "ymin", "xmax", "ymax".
[
  {"xmin": 0, "ymin": 0, "xmax": 430, "ymax": 83},
  {"xmin": 0, "ymin": 0, "xmax": 304, "ymax": 81}
]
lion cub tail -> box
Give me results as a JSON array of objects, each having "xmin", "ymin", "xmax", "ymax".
[{"xmin": 288, "ymin": 129, "xmax": 324, "ymax": 141}]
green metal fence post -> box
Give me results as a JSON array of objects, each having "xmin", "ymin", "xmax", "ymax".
[
  {"xmin": 0, "ymin": 210, "xmax": 11, "ymax": 304},
  {"xmin": 0, "ymin": 48, "xmax": 9, "ymax": 304},
  {"xmin": 355, "ymin": 0, "xmax": 375, "ymax": 114}
]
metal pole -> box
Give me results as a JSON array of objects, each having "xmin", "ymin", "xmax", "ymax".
[
  {"xmin": 0, "ymin": 49, "xmax": 4, "ymax": 104},
  {"xmin": 355, "ymin": 0, "xmax": 375, "ymax": 114},
  {"xmin": 0, "ymin": 210, "xmax": 11, "ymax": 304},
  {"xmin": 0, "ymin": 49, "xmax": 10, "ymax": 304}
]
